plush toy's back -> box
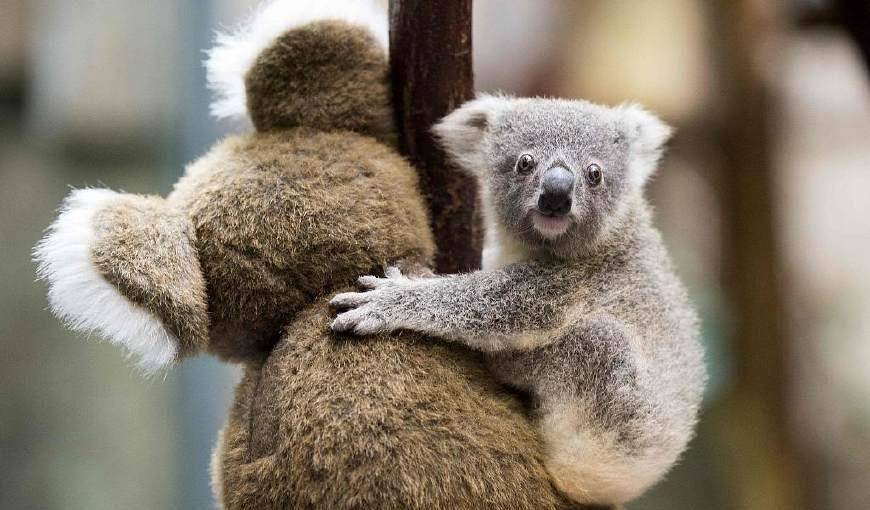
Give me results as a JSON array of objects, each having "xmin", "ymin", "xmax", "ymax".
[
  {"xmin": 215, "ymin": 304, "xmax": 589, "ymax": 510},
  {"xmin": 170, "ymin": 128, "xmax": 434, "ymax": 361}
]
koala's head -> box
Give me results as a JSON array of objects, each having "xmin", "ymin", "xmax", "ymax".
[{"xmin": 434, "ymin": 95, "xmax": 671, "ymax": 257}]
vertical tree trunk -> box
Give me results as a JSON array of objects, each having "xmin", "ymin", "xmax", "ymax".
[
  {"xmin": 388, "ymin": 0, "xmax": 481, "ymax": 274},
  {"xmin": 713, "ymin": 1, "xmax": 807, "ymax": 508}
]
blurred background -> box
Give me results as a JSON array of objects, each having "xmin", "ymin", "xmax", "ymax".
[{"xmin": 1, "ymin": 0, "xmax": 868, "ymax": 508}]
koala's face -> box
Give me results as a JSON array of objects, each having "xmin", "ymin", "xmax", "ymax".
[{"xmin": 434, "ymin": 96, "xmax": 671, "ymax": 256}]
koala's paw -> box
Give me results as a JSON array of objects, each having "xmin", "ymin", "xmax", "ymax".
[{"xmin": 329, "ymin": 267, "xmax": 410, "ymax": 335}]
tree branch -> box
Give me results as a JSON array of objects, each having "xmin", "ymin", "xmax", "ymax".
[{"xmin": 388, "ymin": 0, "xmax": 481, "ymax": 274}]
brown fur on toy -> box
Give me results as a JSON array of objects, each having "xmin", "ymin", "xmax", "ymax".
[
  {"xmin": 215, "ymin": 302, "xmax": 588, "ymax": 509},
  {"xmin": 34, "ymin": 1, "xmax": 597, "ymax": 508}
]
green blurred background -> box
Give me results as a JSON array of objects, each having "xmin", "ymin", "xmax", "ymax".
[{"xmin": 1, "ymin": 1, "xmax": 868, "ymax": 509}]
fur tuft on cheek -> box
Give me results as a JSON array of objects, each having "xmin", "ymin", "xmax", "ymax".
[{"xmin": 617, "ymin": 103, "xmax": 673, "ymax": 189}]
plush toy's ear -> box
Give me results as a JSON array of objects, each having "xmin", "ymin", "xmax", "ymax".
[
  {"xmin": 34, "ymin": 189, "xmax": 209, "ymax": 375},
  {"xmin": 432, "ymin": 94, "xmax": 509, "ymax": 174},
  {"xmin": 618, "ymin": 103, "xmax": 673, "ymax": 188}
]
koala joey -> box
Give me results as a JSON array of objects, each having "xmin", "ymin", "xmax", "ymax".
[{"xmin": 330, "ymin": 95, "xmax": 706, "ymax": 505}]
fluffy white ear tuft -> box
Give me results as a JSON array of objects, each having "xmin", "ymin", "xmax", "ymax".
[
  {"xmin": 432, "ymin": 94, "xmax": 510, "ymax": 174},
  {"xmin": 206, "ymin": 0, "xmax": 388, "ymax": 123},
  {"xmin": 33, "ymin": 189, "xmax": 179, "ymax": 375},
  {"xmin": 618, "ymin": 103, "xmax": 673, "ymax": 188}
]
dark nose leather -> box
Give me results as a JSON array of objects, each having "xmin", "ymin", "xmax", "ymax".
[{"xmin": 538, "ymin": 167, "xmax": 574, "ymax": 216}]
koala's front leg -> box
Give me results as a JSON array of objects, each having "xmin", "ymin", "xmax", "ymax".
[{"xmin": 330, "ymin": 264, "xmax": 575, "ymax": 352}]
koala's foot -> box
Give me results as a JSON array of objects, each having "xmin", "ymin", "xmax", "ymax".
[
  {"xmin": 34, "ymin": 189, "xmax": 208, "ymax": 374},
  {"xmin": 540, "ymin": 405, "xmax": 676, "ymax": 506}
]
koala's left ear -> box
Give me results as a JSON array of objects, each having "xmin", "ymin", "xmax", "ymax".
[
  {"xmin": 432, "ymin": 94, "xmax": 509, "ymax": 174},
  {"xmin": 618, "ymin": 103, "xmax": 673, "ymax": 188}
]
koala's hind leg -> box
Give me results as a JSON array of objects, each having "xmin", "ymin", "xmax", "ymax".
[
  {"xmin": 35, "ymin": 189, "xmax": 208, "ymax": 373},
  {"xmin": 494, "ymin": 318, "xmax": 676, "ymax": 505},
  {"xmin": 539, "ymin": 401, "xmax": 673, "ymax": 506}
]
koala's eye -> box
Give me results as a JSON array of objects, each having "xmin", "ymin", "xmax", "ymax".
[
  {"xmin": 585, "ymin": 163, "xmax": 603, "ymax": 187},
  {"xmin": 516, "ymin": 153, "xmax": 536, "ymax": 175}
]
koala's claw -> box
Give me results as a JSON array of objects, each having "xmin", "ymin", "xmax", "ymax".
[
  {"xmin": 330, "ymin": 291, "xmax": 372, "ymax": 310},
  {"xmin": 384, "ymin": 266, "xmax": 404, "ymax": 279},
  {"xmin": 357, "ymin": 266, "xmax": 407, "ymax": 290},
  {"xmin": 356, "ymin": 276, "xmax": 384, "ymax": 290},
  {"xmin": 330, "ymin": 306, "xmax": 386, "ymax": 335}
]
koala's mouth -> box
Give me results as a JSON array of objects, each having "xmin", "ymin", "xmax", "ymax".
[{"xmin": 530, "ymin": 210, "xmax": 572, "ymax": 239}]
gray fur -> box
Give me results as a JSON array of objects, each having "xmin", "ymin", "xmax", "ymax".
[{"xmin": 330, "ymin": 95, "xmax": 705, "ymax": 505}]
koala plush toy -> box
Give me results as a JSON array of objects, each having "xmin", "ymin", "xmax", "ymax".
[{"xmin": 34, "ymin": 1, "xmax": 596, "ymax": 509}]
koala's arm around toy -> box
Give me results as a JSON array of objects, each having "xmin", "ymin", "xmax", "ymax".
[
  {"xmin": 34, "ymin": 189, "xmax": 208, "ymax": 373},
  {"xmin": 331, "ymin": 265, "xmax": 576, "ymax": 351}
]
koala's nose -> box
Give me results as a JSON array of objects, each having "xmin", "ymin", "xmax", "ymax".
[{"xmin": 538, "ymin": 167, "xmax": 574, "ymax": 216}]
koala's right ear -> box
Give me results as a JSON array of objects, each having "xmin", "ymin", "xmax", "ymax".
[
  {"xmin": 432, "ymin": 94, "xmax": 509, "ymax": 174},
  {"xmin": 617, "ymin": 103, "xmax": 673, "ymax": 188}
]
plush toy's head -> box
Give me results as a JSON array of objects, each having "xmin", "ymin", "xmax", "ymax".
[
  {"xmin": 244, "ymin": 21, "xmax": 395, "ymax": 141},
  {"xmin": 208, "ymin": 0, "xmax": 394, "ymax": 141}
]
